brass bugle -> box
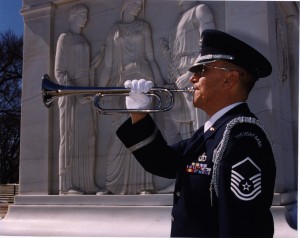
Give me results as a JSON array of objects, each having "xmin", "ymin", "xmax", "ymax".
[{"xmin": 41, "ymin": 74, "xmax": 194, "ymax": 113}]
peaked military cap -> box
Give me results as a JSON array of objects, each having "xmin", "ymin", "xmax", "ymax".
[{"xmin": 189, "ymin": 29, "xmax": 272, "ymax": 79}]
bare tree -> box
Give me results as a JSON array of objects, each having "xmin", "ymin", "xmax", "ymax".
[{"xmin": 0, "ymin": 29, "xmax": 22, "ymax": 184}]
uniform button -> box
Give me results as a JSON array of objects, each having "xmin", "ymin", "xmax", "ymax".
[
  {"xmin": 176, "ymin": 191, "xmax": 180, "ymax": 197},
  {"xmin": 171, "ymin": 215, "xmax": 175, "ymax": 222}
]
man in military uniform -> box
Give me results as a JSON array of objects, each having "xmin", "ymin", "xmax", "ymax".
[{"xmin": 116, "ymin": 29, "xmax": 276, "ymax": 237}]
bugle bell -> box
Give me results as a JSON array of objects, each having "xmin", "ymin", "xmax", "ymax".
[{"xmin": 41, "ymin": 74, "xmax": 194, "ymax": 113}]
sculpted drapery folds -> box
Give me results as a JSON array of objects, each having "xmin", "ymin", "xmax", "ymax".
[
  {"xmin": 97, "ymin": 0, "xmax": 164, "ymax": 195},
  {"xmin": 55, "ymin": 4, "xmax": 100, "ymax": 195},
  {"xmin": 54, "ymin": 1, "xmax": 216, "ymax": 195},
  {"xmin": 157, "ymin": 1, "xmax": 215, "ymax": 193},
  {"xmin": 160, "ymin": 1, "xmax": 215, "ymax": 143}
]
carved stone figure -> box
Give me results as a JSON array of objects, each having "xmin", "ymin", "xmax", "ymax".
[
  {"xmin": 160, "ymin": 1, "xmax": 215, "ymax": 143},
  {"xmin": 97, "ymin": 0, "xmax": 164, "ymax": 195},
  {"xmin": 55, "ymin": 4, "xmax": 101, "ymax": 195},
  {"xmin": 156, "ymin": 1, "xmax": 215, "ymax": 194}
]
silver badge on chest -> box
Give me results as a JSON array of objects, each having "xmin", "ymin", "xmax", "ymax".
[{"xmin": 198, "ymin": 152, "xmax": 207, "ymax": 162}]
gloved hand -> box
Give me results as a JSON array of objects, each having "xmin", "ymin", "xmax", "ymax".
[{"xmin": 124, "ymin": 79, "xmax": 154, "ymax": 110}]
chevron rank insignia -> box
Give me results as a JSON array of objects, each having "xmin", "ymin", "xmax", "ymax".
[{"xmin": 230, "ymin": 157, "xmax": 261, "ymax": 201}]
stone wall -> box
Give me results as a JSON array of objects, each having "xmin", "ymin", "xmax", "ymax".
[{"xmin": 19, "ymin": 0, "xmax": 298, "ymax": 196}]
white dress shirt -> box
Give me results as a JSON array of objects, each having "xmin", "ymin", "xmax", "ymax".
[{"xmin": 204, "ymin": 102, "xmax": 244, "ymax": 133}]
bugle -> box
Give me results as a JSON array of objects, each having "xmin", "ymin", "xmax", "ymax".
[{"xmin": 41, "ymin": 74, "xmax": 194, "ymax": 113}]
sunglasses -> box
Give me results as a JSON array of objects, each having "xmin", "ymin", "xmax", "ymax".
[
  {"xmin": 195, "ymin": 64, "xmax": 242, "ymax": 77},
  {"xmin": 195, "ymin": 64, "xmax": 235, "ymax": 77}
]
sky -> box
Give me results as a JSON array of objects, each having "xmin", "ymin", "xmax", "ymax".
[{"xmin": 0, "ymin": 0, "xmax": 23, "ymax": 36}]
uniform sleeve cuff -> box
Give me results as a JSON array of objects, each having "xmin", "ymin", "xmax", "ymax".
[{"xmin": 116, "ymin": 114, "xmax": 157, "ymax": 150}]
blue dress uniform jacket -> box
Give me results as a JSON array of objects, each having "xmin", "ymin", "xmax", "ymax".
[{"xmin": 116, "ymin": 103, "xmax": 276, "ymax": 238}]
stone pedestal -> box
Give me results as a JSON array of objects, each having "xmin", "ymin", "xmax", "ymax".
[
  {"xmin": 0, "ymin": 194, "xmax": 298, "ymax": 237},
  {"xmin": 1, "ymin": 195, "xmax": 172, "ymax": 237}
]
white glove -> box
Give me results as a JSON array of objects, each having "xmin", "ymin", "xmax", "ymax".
[{"xmin": 124, "ymin": 79, "xmax": 154, "ymax": 110}]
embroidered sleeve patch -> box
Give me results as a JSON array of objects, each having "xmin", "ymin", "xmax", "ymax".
[{"xmin": 230, "ymin": 157, "xmax": 261, "ymax": 201}]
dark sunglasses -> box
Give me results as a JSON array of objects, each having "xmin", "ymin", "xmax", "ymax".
[{"xmin": 195, "ymin": 64, "xmax": 234, "ymax": 77}]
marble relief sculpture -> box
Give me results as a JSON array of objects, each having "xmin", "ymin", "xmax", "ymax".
[
  {"xmin": 97, "ymin": 0, "xmax": 164, "ymax": 195},
  {"xmin": 156, "ymin": 1, "xmax": 215, "ymax": 194},
  {"xmin": 55, "ymin": 4, "xmax": 102, "ymax": 195},
  {"xmin": 53, "ymin": 1, "xmax": 215, "ymax": 195},
  {"xmin": 160, "ymin": 1, "xmax": 215, "ymax": 143}
]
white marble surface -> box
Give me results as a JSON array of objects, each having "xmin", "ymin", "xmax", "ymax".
[
  {"xmin": 0, "ymin": 194, "xmax": 297, "ymax": 237},
  {"xmin": 5, "ymin": 0, "xmax": 298, "ymax": 236},
  {"xmin": 19, "ymin": 0, "xmax": 298, "ymax": 196}
]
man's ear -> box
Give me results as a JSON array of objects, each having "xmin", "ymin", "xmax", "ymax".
[{"xmin": 224, "ymin": 71, "xmax": 239, "ymax": 89}]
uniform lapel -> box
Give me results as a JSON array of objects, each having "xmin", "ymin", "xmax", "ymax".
[
  {"xmin": 185, "ymin": 103, "xmax": 254, "ymax": 169},
  {"xmin": 204, "ymin": 103, "xmax": 254, "ymax": 139}
]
